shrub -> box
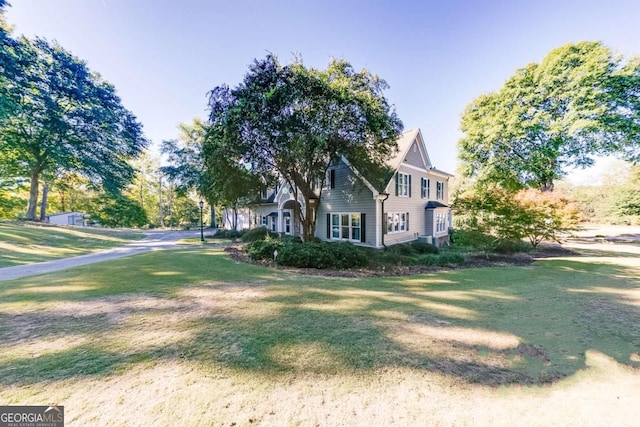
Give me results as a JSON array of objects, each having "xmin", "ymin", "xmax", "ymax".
[
  {"xmin": 328, "ymin": 242, "xmax": 369, "ymax": 269},
  {"xmin": 415, "ymin": 252, "xmax": 465, "ymax": 266},
  {"xmin": 246, "ymin": 236, "xmax": 283, "ymax": 261},
  {"xmin": 494, "ymin": 239, "xmax": 531, "ymax": 254},
  {"xmin": 279, "ymin": 235, "xmax": 303, "ymax": 245},
  {"xmin": 378, "ymin": 252, "xmax": 415, "ymax": 266},
  {"xmin": 452, "ymin": 229, "xmax": 499, "ymax": 257},
  {"xmin": 410, "ymin": 241, "xmax": 439, "ymax": 254},
  {"xmin": 241, "ymin": 227, "xmax": 277, "ymax": 243},
  {"xmin": 214, "ymin": 229, "xmax": 246, "ymax": 239},
  {"xmin": 387, "ymin": 243, "xmax": 415, "ymax": 256},
  {"xmin": 275, "ymin": 241, "xmax": 368, "ymax": 269},
  {"xmin": 276, "ymin": 242, "xmax": 333, "ymax": 268}
]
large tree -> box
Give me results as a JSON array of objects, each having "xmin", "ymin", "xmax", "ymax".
[
  {"xmin": 0, "ymin": 34, "xmax": 147, "ymax": 220},
  {"xmin": 206, "ymin": 55, "xmax": 402, "ymax": 241},
  {"xmin": 458, "ymin": 41, "xmax": 640, "ymax": 192},
  {"xmin": 161, "ymin": 119, "xmax": 219, "ymax": 227}
]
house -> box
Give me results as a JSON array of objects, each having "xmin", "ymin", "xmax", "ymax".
[
  {"xmin": 222, "ymin": 129, "xmax": 454, "ymax": 247},
  {"xmin": 46, "ymin": 212, "xmax": 88, "ymax": 226}
]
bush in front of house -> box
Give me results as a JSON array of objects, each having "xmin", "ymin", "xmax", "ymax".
[
  {"xmin": 493, "ymin": 238, "xmax": 531, "ymax": 254},
  {"xmin": 377, "ymin": 252, "xmax": 416, "ymax": 266},
  {"xmin": 410, "ymin": 241, "xmax": 440, "ymax": 254},
  {"xmin": 386, "ymin": 241, "xmax": 439, "ymax": 256},
  {"xmin": 214, "ymin": 229, "xmax": 246, "ymax": 239},
  {"xmin": 241, "ymin": 227, "xmax": 278, "ymax": 243},
  {"xmin": 452, "ymin": 229, "xmax": 531, "ymax": 256},
  {"xmin": 246, "ymin": 235, "xmax": 284, "ymax": 261},
  {"xmin": 277, "ymin": 241, "xmax": 369, "ymax": 269},
  {"xmin": 276, "ymin": 242, "xmax": 333, "ymax": 268},
  {"xmin": 246, "ymin": 237, "xmax": 369, "ymax": 269},
  {"xmin": 414, "ymin": 252, "xmax": 466, "ymax": 266}
]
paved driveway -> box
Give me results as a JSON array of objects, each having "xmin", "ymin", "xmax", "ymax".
[{"xmin": 0, "ymin": 229, "xmax": 205, "ymax": 282}]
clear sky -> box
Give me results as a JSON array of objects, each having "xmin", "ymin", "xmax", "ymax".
[{"xmin": 6, "ymin": 0, "xmax": 640, "ymax": 175}]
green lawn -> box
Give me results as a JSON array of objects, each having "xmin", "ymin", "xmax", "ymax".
[
  {"xmin": 0, "ymin": 246, "xmax": 638, "ymax": 425},
  {"xmin": 0, "ymin": 222, "xmax": 145, "ymax": 268}
]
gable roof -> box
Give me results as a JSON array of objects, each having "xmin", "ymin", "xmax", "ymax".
[
  {"xmin": 386, "ymin": 129, "xmax": 419, "ymax": 170},
  {"xmin": 339, "ymin": 128, "xmax": 452, "ymax": 196},
  {"xmin": 386, "ymin": 129, "xmax": 432, "ymax": 171}
]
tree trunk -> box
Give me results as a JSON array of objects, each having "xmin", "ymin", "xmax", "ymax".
[
  {"xmin": 233, "ymin": 208, "xmax": 238, "ymax": 231},
  {"xmin": 26, "ymin": 167, "xmax": 41, "ymax": 220},
  {"xmin": 60, "ymin": 191, "xmax": 67, "ymax": 212},
  {"xmin": 158, "ymin": 176, "xmax": 164, "ymax": 228},
  {"xmin": 540, "ymin": 181, "xmax": 554, "ymax": 192},
  {"xmin": 209, "ymin": 206, "xmax": 216, "ymax": 228},
  {"xmin": 39, "ymin": 182, "xmax": 49, "ymax": 221},
  {"xmin": 300, "ymin": 199, "xmax": 316, "ymax": 242}
]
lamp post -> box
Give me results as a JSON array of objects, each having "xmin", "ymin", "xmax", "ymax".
[{"xmin": 199, "ymin": 200, "xmax": 204, "ymax": 242}]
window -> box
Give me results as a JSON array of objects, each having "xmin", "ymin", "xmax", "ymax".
[
  {"xmin": 421, "ymin": 178, "xmax": 430, "ymax": 199},
  {"xmin": 284, "ymin": 216, "xmax": 291, "ymax": 234},
  {"xmin": 351, "ymin": 214, "xmax": 361, "ymax": 241},
  {"xmin": 331, "ymin": 214, "xmax": 340, "ymax": 239},
  {"xmin": 387, "ymin": 212, "xmax": 409, "ymax": 233},
  {"xmin": 396, "ymin": 173, "xmax": 411, "ymax": 197},
  {"xmin": 326, "ymin": 169, "xmax": 336, "ymax": 189},
  {"xmin": 436, "ymin": 181, "xmax": 444, "ymax": 200},
  {"xmin": 261, "ymin": 189, "xmax": 268, "ymax": 200},
  {"xmin": 261, "ymin": 216, "xmax": 267, "ymax": 226},
  {"xmin": 436, "ymin": 213, "xmax": 447, "ymax": 233},
  {"xmin": 330, "ymin": 212, "xmax": 362, "ymax": 241}
]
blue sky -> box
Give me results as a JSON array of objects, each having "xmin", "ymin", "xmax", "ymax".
[{"xmin": 6, "ymin": 0, "xmax": 640, "ymax": 176}]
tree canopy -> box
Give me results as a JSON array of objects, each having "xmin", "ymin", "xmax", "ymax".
[
  {"xmin": 458, "ymin": 41, "xmax": 640, "ymax": 192},
  {"xmin": 0, "ymin": 28, "xmax": 147, "ymax": 219},
  {"xmin": 205, "ymin": 54, "xmax": 402, "ymax": 240}
]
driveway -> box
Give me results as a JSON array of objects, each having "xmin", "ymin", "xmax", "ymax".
[
  {"xmin": 0, "ymin": 229, "xmax": 206, "ymax": 282},
  {"xmin": 562, "ymin": 224, "xmax": 640, "ymax": 255}
]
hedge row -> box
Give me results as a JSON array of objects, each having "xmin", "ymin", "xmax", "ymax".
[{"xmin": 247, "ymin": 236, "xmax": 368, "ymax": 269}]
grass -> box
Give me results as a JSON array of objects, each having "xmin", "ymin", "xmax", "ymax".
[
  {"xmin": 175, "ymin": 236, "xmax": 234, "ymax": 245},
  {"xmin": 0, "ymin": 245, "xmax": 639, "ymax": 425},
  {"xmin": 0, "ymin": 221, "xmax": 144, "ymax": 267}
]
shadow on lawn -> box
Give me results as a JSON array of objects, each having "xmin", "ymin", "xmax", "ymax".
[{"xmin": 0, "ymin": 249, "xmax": 639, "ymax": 387}]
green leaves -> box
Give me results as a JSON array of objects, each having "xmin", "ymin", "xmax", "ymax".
[
  {"xmin": 0, "ymin": 34, "xmax": 147, "ymax": 219},
  {"xmin": 458, "ymin": 41, "xmax": 640, "ymax": 192},
  {"xmin": 204, "ymin": 54, "xmax": 402, "ymax": 240}
]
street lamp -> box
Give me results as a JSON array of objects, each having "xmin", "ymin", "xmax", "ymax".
[{"xmin": 199, "ymin": 200, "xmax": 204, "ymax": 242}]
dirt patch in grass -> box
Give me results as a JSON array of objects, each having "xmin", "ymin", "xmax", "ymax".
[{"xmin": 224, "ymin": 244, "xmax": 579, "ymax": 277}]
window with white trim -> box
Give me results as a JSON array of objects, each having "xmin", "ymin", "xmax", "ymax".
[
  {"xmin": 436, "ymin": 212, "xmax": 448, "ymax": 233},
  {"xmin": 261, "ymin": 216, "xmax": 267, "ymax": 226},
  {"xmin": 397, "ymin": 173, "xmax": 410, "ymax": 197},
  {"xmin": 331, "ymin": 213, "xmax": 361, "ymax": 241},
  {"xmin": 421, "ymin": 178, "xmax": 430, "ymax": 199},
  {"xmin": 387, "ymin": 212, "xmax": 409, "ymax": 233},
  {"xmin": 436, "ymin": 181, "xmax": 444, "ymax": 200}
]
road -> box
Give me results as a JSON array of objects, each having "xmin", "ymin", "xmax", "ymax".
[{"xmin": 0, "ymin": 229, "xmax": 205, "ymax": 282}]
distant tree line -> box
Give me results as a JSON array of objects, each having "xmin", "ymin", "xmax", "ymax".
[
  {"xmin": 454, "ymin": 41, "xmax": 640, "ymax": 243},
  {"xmin": 0, "ymin": 1, "xmax": 147, "ymax": 223}
]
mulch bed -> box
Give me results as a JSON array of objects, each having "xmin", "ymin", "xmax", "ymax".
[{"xmin": 223, "ymin": 243, "xmax": 579, "ymax": 278}]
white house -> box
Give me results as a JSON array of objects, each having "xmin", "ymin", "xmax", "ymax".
[{"xmin": 222, "ymin": 129, "xmax": 454, "ymax": 247}]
